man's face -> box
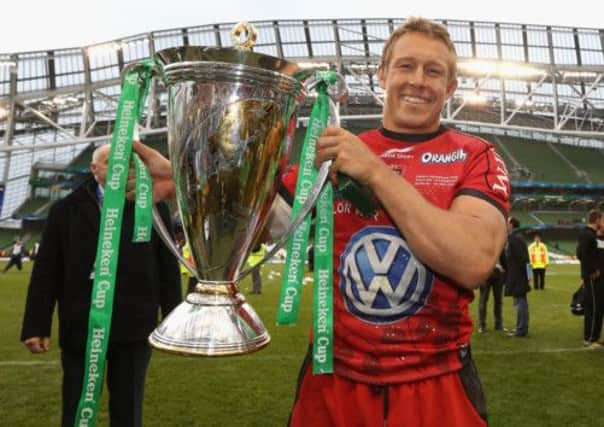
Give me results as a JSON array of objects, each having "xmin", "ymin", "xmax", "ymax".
[
  {"xmin": 378, "ymin": 32, "xmax": 457, "ymax": 134},
  {"xmin": 90, "ymin": 147, "xmax": 109, "ymax": 186}
]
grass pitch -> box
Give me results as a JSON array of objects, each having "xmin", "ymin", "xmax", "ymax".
[{"xmin": 1, "ymin": 262, "xmax": 603, "ymax": 426}]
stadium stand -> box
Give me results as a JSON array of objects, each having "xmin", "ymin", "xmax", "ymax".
[
  {"xmin": 500, "ymin": 136, "xmax": 578, "ymax": 182},
  {"xmin": 0, "ymin": 18, "xmax": 603, "ymax": 246}
]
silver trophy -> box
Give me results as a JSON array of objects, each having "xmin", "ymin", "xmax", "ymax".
[{"xmin": 148, "ymin": 23, "xmax": 340, "ymax": 356}]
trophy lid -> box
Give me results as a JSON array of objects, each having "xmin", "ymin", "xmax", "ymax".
[
  {"xmin": 154, "ymin": 46, "xmax": 311, "ymax": 97},
  {"xmin": 154, "ymin": 22, "xmax": 311, "ymax": 94},
  {"xmin": 155, "ymin": 22, "xmax": 301, "ymax": 77},
  {"xmin": 155, "ymin": 46, "xmax": 301, "ymax": 78}
]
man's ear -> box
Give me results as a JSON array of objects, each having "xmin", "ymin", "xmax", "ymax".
[
  {"xmin": 377, "ymin": 65, "xmax": 387, "ymax": 90},
  {"xmin": 446, "ymin": 78, "xmax": 458, "ymax": 99}
]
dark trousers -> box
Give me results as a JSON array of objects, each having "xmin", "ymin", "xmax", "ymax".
[
  {"xmin": 187, "ymin": 276, "xmax": 198, "ymax": 294},
  {"xmin": 61, "ymin": 341, "xmax": 151, "ymax": 427},
  {"xmin": 533, "ymin": 268, "xmax": 546, "ymax": 290},
  {"xmin": 512, "ymin": 295, "xmax": 529, "ymax": 337},
  {"xmin": 478, "ymin": 278, "xmax": 503, "ymax": 330},
  {"xmin": 251, "ymin": 267, "xmax": 262, "ymax": 294},
  {"xmin": 583, "ymin": 278, "xmax": 604, "ymax": 342},
  {"xmin": 2, "ymin": 254, "xmax": 22, "ymax": 272}
]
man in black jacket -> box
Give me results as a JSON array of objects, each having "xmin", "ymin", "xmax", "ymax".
[
  {"xmin": 576, "ymin": 209, "xmax": 602, "ymax": 348},
  {"xmin": 21, "ymin": 145, "xmax": 181, "ymax": 427},
  {"xmin": 504, "ymin": 216, "xmax": 530, "ymax": 337}
]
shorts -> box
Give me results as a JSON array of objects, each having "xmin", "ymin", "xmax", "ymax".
[{"xmin": 288, "ymin": 347, "xmax": 488, "ymax": 427}]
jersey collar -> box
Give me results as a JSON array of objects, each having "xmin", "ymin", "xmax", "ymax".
[{"xmin": 379, "ymin": 125, "xmax": 448, "ymax": 143}]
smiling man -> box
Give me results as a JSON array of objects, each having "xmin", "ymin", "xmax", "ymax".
[
  {"xmin": 132, "ymin": 17, "xmax": 511, "ymax": 427},
  {"xmin": 286, "ymin": 18, "xmax": 510, "ymax": 427}
]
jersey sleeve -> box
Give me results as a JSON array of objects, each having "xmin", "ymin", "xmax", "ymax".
[{"xmin": 455, "ymin": 144, "xmax": 510, "ymax": 218}]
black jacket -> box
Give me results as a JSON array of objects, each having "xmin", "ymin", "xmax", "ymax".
[
  {"xmin": 598, "ymin": 236, "xmax": 604, "ymax": 273},
  {"xmin": 577, "ymin": 226, "xmax": 599, "ymax": 280},
  {"xmin": 504, "ymin": 229, "xmax": 530, "ymax": 297},
  {"xmin": 21, "ymin": 177, "xmax": 181, "ymax": 351}
]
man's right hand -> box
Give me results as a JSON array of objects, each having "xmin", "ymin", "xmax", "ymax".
[
  {"xmin": 130, "ymin": 141, "xmax": 176, "ymax": 202},
  {"xmin": 24, "ymin": 337, "xmax": 50, "ymax": 353}
]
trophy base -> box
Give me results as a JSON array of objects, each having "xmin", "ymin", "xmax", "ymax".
[{"xmin": 149, "ymin": 283, "xmax": 270, "ymax": 356}]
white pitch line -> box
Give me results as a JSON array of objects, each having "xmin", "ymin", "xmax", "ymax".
[{"xmin": 0, "ymin": 360, "xmax": 59, "ymax": 366}]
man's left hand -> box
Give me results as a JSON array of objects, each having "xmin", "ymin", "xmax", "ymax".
[{"xmin": 315, "ymin": 126, "xmax": 385, "ymax": 187}]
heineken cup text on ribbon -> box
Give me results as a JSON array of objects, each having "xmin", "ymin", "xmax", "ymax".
[{"xmin": 74, "ymin": 61, "xmax": 154, "ymax": 427}]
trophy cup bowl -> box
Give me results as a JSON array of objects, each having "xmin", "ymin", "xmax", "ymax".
[{"xmin": 148, "ymin": 44, "xmax": 307, "ymax": 356}]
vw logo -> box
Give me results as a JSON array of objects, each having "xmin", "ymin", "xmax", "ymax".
[{"xmin": 339, "ymin": 226, "xmax": 434, "ymax": 324}]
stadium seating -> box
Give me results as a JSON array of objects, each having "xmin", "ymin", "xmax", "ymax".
[{"xmin": 499, "ymin": 136, "xmax": 578, "ymax": 182}]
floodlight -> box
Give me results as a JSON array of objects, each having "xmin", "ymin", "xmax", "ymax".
[
  {"xmin": 462, "ymin": 92, "xmax": 487, "ymax": 105},
  {"xmin": 458, "ymin": 59, "xmax": 546, "ymax": 79}
]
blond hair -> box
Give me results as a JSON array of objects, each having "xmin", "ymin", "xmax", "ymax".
[{"xmin": 380, "ymin": 17, "xmax": 458, "ymax": 82}]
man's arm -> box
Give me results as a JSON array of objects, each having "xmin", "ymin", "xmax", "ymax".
[
  {"xmin": 577, "ymin": 230, "xmax": 600, "ymax": 279},
  {"xmin": 135, "ymin": 130, "xmax": 507, "ymax": 289},
  {"xmin": 367, "ymin": 169, "xmax": 506, "ymax": 289},
  {"xmin": 21, "ymin": 203, "xmax": 64, "ymax": 353},
  {"xmin": 512, "ymin": 236, "xmax": 530, "ymax": 266},
  {"xmin": 316, "ymin": 126, "xmax": 507, "ymax": 289}
]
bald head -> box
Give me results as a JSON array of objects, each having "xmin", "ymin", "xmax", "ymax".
[{"xmin": 90, "ymin": 145, "xmax": 110, "ymax": 185}]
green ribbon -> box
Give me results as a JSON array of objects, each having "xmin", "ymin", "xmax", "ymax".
[
  {"xmin": 133, "ymin": 153, "xmax": 152, "ymax": 242},
  {"xmin": 312, "ymin": 182, "xmax": 334, "ymax": 374},
  {"xmin": 276, "ymin": 71, "xmax": 335, "ymax": 374},
  {"xmin": 74, "ymin": 61, "xmax": 154, "ymax": 427}
]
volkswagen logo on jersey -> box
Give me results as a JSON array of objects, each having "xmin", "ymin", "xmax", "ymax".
[{"xmin": 339, "ymin": 226, "xmax": 434, "ymax": 324}]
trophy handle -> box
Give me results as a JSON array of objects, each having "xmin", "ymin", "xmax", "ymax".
[
  {"xmin": 238, "ymin": 158, "xmax": 331, "ymax": 280},
  {"xmin": 238, "ymin": 92, "xmax": 342, "ymax": 280},
  {"xmin": 151, "ymin": 207, "xmax": 199, "ymax": 279}
]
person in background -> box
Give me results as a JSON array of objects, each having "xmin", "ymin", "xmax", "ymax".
[
  {"xmin": 30, "ymin": 241, "xmax": 40, "ymax": 261},
  {"xmin": 180, "ymin": 241, "xmax": 198, "ymax": 294},
  {"xmin": 2, "ymin": 236, "xmax": 24, "ymax": 273},
  {"xmin": 504, "ymin": 216, "xmax": 530, "ymax": 338},
  {"xmin": 576, "ymin": 209, "xmax": 603, "ymax": 349},
  {"xmin": 307, "ymin": 244, "xmax": 315, "ymax": 273},
  {"xmin": 528, "ymin": 233, "xmax": 549, "ymax": 290},
  {"xmin": 21, "ymin": 144, "xmax": 181, "ymax": 427},
  {"xmin": 598, "ymin": 214, "xmax": 604, "ymax": 278},
  {"xmin": 247, "ymin": 243, "xmax": 266, "ymax": 294},
  {"xmin": 477, "ymin": 251, "xmax": 506, "ymax": 333},
  {"xmin": 597, "ymin": 215, "xmax": 604, "ymax": 330}
]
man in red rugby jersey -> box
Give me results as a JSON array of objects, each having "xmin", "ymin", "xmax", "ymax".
[
  {"xmin": 284, "ymin": 17, "xmax": 509, "ymax": 427},
  {"xmin": 134, "ymin": 17, "xmax": 509, "ymax": 426}
]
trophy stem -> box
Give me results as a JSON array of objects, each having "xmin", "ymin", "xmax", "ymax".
[{"xmin": 149, "ymin": 282, "xmax": 270, "ymax": 356}]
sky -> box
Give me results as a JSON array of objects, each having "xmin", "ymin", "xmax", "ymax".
[{"xmin": 1, "ymin": 0, "xmax": 602, "ymax": 53}]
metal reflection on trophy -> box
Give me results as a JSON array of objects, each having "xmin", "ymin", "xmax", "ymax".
[{"xmin": 147, "ymin": 23, "xmax": 308, "ymax": 356}]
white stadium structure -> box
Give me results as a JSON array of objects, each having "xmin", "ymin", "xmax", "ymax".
[{"xmin": 1, "ymin": 18, "xmax": 603, "ymax": 237}]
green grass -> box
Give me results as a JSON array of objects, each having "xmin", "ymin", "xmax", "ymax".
[
  {"xmin": 532, "ymin": 211, "xmax": 585, "ymax": 225},
  {"xmin": 2, "ymin": 262, "xmax": 604, "ymax": 426}
]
